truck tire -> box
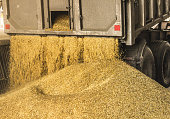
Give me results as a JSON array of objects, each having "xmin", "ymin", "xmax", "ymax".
[
  {"xmin": 0, "ymin": 44, "xmax": 10, "ymax": 93},
  {"xmin": 150, "ymin": 41, "xmax": 170, "ymax": 88},
  {"xmin": 124, "ymin": 39, "xmax": 156, "ymax": 80},
  {"xmin": 0, "ymin": 80, "xmax": 8, "ymax": 94},
  {"xmin": 137, "ymin": 46, "xmax": 156, "ymax": 80}
]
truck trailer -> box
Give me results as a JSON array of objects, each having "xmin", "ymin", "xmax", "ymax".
[{"xmin": 0, "ymin": 0, "xmax": 170, "ymax": 90}]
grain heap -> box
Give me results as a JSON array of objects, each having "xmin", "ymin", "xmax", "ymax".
[
  {"xmin": 9, "ymin": 36, "xmax": 119, "ymax": 88},
  {"xmin": 0, "ymin": 60, "xmax": 170, "ymax": 119}
]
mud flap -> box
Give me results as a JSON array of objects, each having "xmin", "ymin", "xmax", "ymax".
[{"xmin": 0, "ymin": 41, "xmax": 10, "ymax": 93}]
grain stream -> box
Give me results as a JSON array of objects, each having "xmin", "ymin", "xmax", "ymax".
[{"xmin": 9, "ymin": 36, "xmax": 118, "ymax": 88}]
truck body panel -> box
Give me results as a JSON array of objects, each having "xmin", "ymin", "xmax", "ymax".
[{"xmin": 2, "ymin": 0, "xmax": 170, "ymax": 45}]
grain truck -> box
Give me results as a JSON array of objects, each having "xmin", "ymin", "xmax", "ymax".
[{"xmin": 0, "ymin": 0, "xmax": 169, "ymax": 90}]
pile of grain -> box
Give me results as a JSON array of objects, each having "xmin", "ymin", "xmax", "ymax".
[
  {"xmin": 0, "ymin": 60, "xmax": 169, "ymax": 119},
  {"xmin": 9, "ymin": 36, "xmax": 118, "ymax": 88}
]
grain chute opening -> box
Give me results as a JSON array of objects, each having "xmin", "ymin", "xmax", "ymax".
[{"xmin": 47, "ymin": 11, "xmax": 71, "ymax": 31}]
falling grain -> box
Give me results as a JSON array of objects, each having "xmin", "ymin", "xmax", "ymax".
[
  {"xmin": 9, "ymin": 36, "xmax": 118, "ymax": 88},
  {"xmin": 9, "ymin": 36, "xmax": 44, "ymax": 88}
]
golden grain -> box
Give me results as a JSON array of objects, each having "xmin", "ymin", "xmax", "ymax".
[
  {"xmin": 0, "ymin": 60, "xmax": 169, "ymax": 119},
  {"xmin": 9, "ymin": 36, "xmax": 118, "ymax": 88},
  {"xmin": 46, "ymin": 14, "xmax": 70, "ymax": 31}
]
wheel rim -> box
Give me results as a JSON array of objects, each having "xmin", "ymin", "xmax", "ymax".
[
  {"xmin": 142, "ymin": 59, "xmax": 153, "ymax": 78},
  {"xmin": 163, "ymin": 49, "xmax": 170, "ymax": 85},
  {"xmin": 141, "ymin": 46, "xmax": 155, "ymax": 79}
]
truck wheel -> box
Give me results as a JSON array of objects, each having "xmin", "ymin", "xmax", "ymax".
[
  {"xmin": 138, "ymin": 46, "xmax": 156, "ymax": 80},
  {"xmin": 150, "ymin": 41, "xmax": 170, "ymax": 88},
  {"xmin": 124, "ymin": 39, "xmax": 156, "ymax": 80}
]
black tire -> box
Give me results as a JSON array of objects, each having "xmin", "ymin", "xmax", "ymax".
[
  {"xmin": 124, "ymin": 39, "xmax": 156, "ymax": 80},
  {"xmin": 0, "ymin": 80, "xmax": 8, "ymax": 94},
  {"xmin": 167, "ymin": 35, "xmax": 170, "ymax": 43},
  {"xmin": 137, "ymin": 46, "xmax": 156, "ymax": 80},
  {"xmin": 150, "ymin": 41, "xmax": 170, "ymax": 88},
  {"xmin": 0, "ymin": 45, "xmax": 10, "ymax": 93}
]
